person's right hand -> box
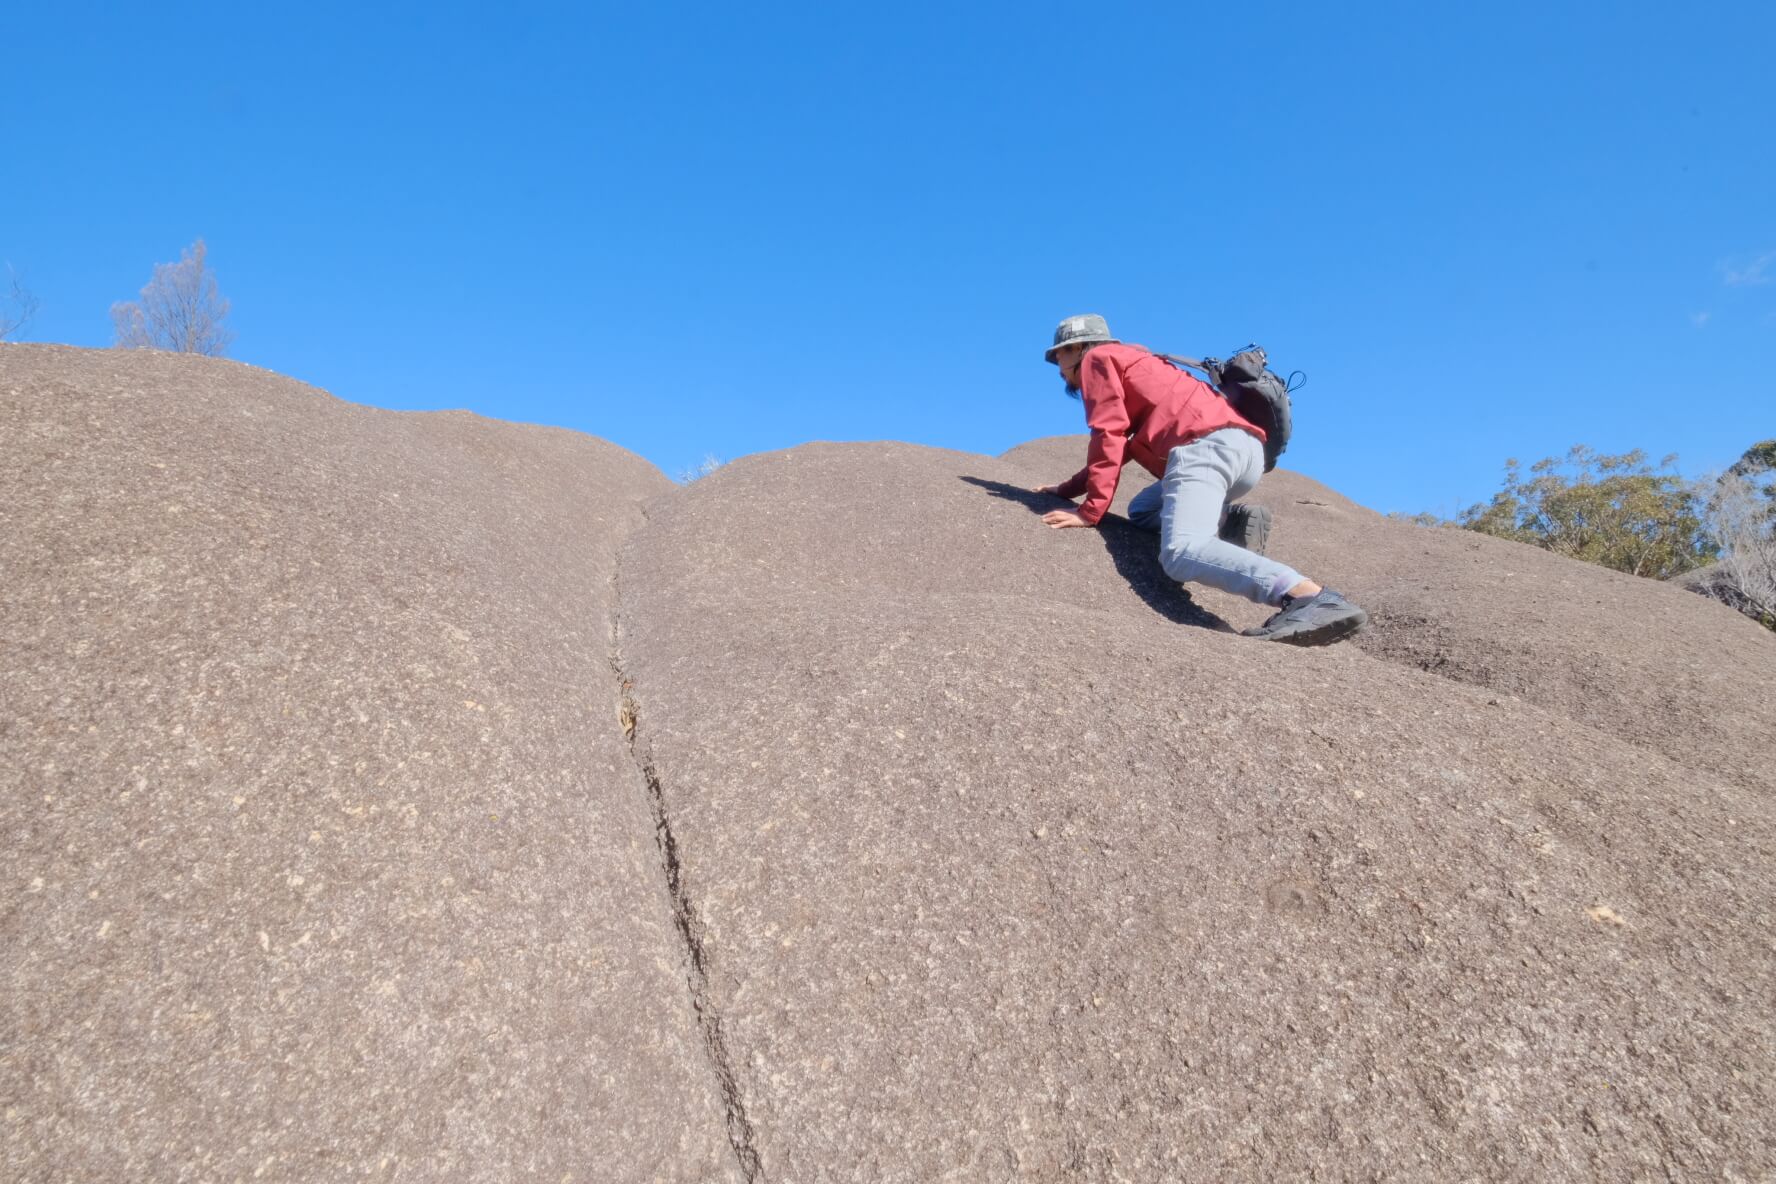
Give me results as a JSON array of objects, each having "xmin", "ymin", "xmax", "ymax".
[{"xmin": 1035, "ymin": 484, "xmax": 1063, "ymax": 496}]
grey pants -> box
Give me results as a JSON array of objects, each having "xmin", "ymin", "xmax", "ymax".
[{"xmin": 1126, "ymin": 429, "xmax": 1304, "ymax": 606}]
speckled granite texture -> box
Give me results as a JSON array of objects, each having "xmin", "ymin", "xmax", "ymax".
[
  {"xmin": 2, "ymin": 346, "xmax": 739, "ymax": 1182},
  {"xmin": 5, "ymin": 348, "xmax": 1773, "ymax": 1182},
  {"xmin": 617, "ymin": 442, "xmax": 1775, "ymax": 1181}
]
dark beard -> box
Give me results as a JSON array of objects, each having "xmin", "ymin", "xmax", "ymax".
[{"xmin": 1059, "ymin": 373, "xmax": 1082, "ymax": 399}]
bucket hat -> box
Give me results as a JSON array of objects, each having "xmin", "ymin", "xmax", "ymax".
[{"xmin": 1045, "ymin": 314, "xmax": 1118, "ymax": 362}]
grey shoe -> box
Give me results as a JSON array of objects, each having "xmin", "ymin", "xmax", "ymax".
[
  {"xmin": 1243, "ymin": 588, "xmax": 1368, "ymax": 646},
  {"xmin": 1220, "ymin": 503, "xmax": 1272, "ymax": 554}
]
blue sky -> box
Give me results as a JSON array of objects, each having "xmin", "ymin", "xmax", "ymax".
[{"xmin": 6, "ymin": 1, "xmax": 1772, "ymax": 514}]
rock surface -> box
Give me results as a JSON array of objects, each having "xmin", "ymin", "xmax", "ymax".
[
  {"xmin": 2, "ymin": 346, "xmax": 739, "ymax": 1182},
  {"xmin": 5, "ymin": 351, "xmax": 1773, "ymax": 1182},
  {"xmin": 619, "ymin": 441, "xmax": 1774, "ymax": 1181},
  {"xmin": 1005, "ymin": 436, "xmax": 1776, "ymax": 792}
]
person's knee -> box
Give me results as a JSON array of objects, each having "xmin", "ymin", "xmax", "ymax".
[
  {"xmin": 1158, "ymin": 533, "xmax": 1216, "ymax": 581},
  {"xmin": 1128, "ymin": 504, "xmax": 1162, "ymax": 532},
  {"xmin": 1126, "ymin": 485, "xmax": 1163, "ymax": 531},
  {"xmin": 1158, "ymin": 550, "xmax": 1193, "ymax": 582}
]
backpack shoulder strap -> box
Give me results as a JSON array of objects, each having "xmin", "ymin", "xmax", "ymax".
[
  {"xmin": 1154, "ymin": 352, "xmax": 1222, "ymax": 383},
  {"xmin": 1153, "ymin": 352, "xmax": 1205, "ymax": 371}
]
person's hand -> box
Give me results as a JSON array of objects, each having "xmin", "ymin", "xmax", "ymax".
[
  {"xmin": 1042, "ymin": 509, "xmax": 1093, "ymax": 530},
  {"xmin": 1034, "ymin": 483, "xmax": 1063, "ymax": 496}
]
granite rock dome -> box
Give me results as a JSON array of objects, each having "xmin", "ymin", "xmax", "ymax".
[{"xmin": 5, "ymin": 347, "xmax": 1772, "ymax": 1181}]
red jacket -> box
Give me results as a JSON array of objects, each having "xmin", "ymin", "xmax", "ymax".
[{"xmin": 1054, "ymin": 343, "xmax": 1265, "ymax": 524}]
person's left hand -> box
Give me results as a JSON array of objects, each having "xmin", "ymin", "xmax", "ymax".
[{"xmin": 1042, "ymin": 509, "xmax": 1093, "ymax": 530}]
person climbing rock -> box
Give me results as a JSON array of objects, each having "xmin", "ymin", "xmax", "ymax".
[{"xmin": 1035, "ymin": 313, "xmax": 1368, "ymax": 646}]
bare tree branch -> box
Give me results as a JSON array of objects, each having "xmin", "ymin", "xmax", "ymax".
[
  {"xmin": 1, "ymin": 264, "xmax": 40, "ymax": 341},
  {"xmin": 676, "ymin": 454, "xmax": 726, "ymax": 483},
  {"xmin": 1697, "ymin": 466, "xmax": 1776, "ymax": 629},
  {"xmin": 111, "ymin": 239, "xmax": 234, "ymax": 355}
]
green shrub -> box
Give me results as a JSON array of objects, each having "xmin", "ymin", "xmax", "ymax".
[{"xmin": 1455, "ymin": 447, "xmax": 1716, "ymax": 581}]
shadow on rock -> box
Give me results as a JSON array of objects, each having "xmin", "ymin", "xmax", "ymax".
[{"xmin": 958, "ymin": 475, "xmax": 1232, "ymax": 632}]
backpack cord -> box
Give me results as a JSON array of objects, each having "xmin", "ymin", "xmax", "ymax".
[{"xmin": 1285, "ymin": 370, "xmax": 1307, "ymax": 394}]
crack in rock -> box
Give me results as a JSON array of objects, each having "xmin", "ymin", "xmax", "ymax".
[{"xmin": 609, "ymin": 601, "xmax": 762, "ymax": 1182}]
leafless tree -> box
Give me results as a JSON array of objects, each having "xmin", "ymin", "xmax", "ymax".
[
  {"xmin": 111, "ymin": 238, "xmax": 234, "ymax": 355},
  {"xmin": 1, "ymin": 264, "xmax": 39, "ymax": 341},
  {"xmin": 1698, "ymin": 466, "xmax": 1776, "ymax": 629},
  {"xmin": 676, "ymin": 454, "xmax": 725, "ymax": 482}
]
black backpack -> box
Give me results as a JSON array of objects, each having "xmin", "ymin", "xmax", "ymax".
[{"xmin": 1156, "ymin": 346, "xmax": 1302, "ymax": 472}]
